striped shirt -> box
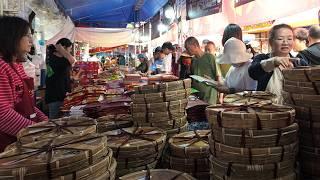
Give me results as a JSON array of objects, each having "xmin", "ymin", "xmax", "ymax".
[{"xmin": 0, "ymin": 59, "xmax": 47, "ymax": 136}]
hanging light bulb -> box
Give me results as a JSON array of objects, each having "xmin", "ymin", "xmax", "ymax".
[
  {"xmin": 157, "ymin": 23, "xmax": 168, "ymax": 33},
  {"xmin": 165, "ymin": 6, "xmax": 175, "ymax": 20}
]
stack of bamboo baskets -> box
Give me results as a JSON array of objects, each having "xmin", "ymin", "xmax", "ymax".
[
  {"xmin": 119, "ymin": 169, "xmax": 196, "ymax": 180},
  {"xmin": 164, "ymin": 130, "xmax": 211, "ymax": 179},
  {"xmin": 206, "ymin": 102, "xmax": 299, "ymax": 180},
  {"xmin": 0, "ymin": 117, "xmax": 117, "ymax": 179},
  {"xmin": 102, "ymin": 127, "xmax": 167, "ymax": 177},
  {"xmin": 283, "ymin": 66, "xmax": 320, "ymax": 179},
  {"xmin": 97, "ymin": 114, "xmax": 133, "ymax": 133},
  {"xmin": 131, "ymin": 79, "xmax": 192, "ymax": 138}
]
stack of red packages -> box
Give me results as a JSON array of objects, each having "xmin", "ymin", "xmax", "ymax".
[
  {"xmin": 123, "ymin": 74, "xmax": 141, "ymax": 85},
  {"xmin": 148, "ymin": 74, "xmax": 179, "ymax": 84},
  {"xmin": 75, "ymin": 61, "xmax": 100, "ymax": 86}
]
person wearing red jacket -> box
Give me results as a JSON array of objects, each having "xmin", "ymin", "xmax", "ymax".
[{"xmin": 0, "ymin": 16, "xmax": 48, "ymax": 152}]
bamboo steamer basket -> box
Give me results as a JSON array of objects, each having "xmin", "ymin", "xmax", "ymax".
[
  {"xmin": 0, "ymin": 134, "xmax": 110, "ymax": 179},
  {"xmin": 288, "ymin": 105, "xmax": 320, "ymax": 122},
  {"xmin": 131, "ymin": 88, "xmax": 191, "ymax": 104},
  {"xmin": 283, "ymin": 79, "xmax": 320, "ymax": 95},
  {"xmin": 131, "ymin": 99, "xmax": 188, "ymax": 113},
  {"xmin": 132, "ymin": 110, "xmax": 186, "ymax": 123},
  {"xmin": 206, "ymin": 103, "xmax": 295, "ymax": 130},
  {"xmin": 282, "ymin": 66, "xmax": 320, "ymax": 82},
  {"xmin": 134, "ymin": 116, "xmax": 187, "ymax": 130},
  {"xmin": 299, "ymin": 145, "xmax": 320, "ymax": 178},
  {"xmin": 210, "ymin": 156, "xmax": 296, "ymax": 180},
  {"xmin": 97, "ymin": 114, "xmax": 133, "ymax": 133},
  {"xmin": 283, "ymin": 91, "xmax": 320, "ymax": 108},
  {"xmin": 119, "ymin": 169, "xmax": 196, "ymax": 180},
  {"xmin": 91, "ymin": 158, "xmax": 117, "ymax": 180},
  {"xmin": 133, "ymin": 79, "xmax": 192, "ymax": 94},
  {"xmin": 17, "ymin": 117, "xmax": 97, "ymax": 143},
  {"xmin": 168, "ymin": 130, "xmax": 210, "ymax": 159},
  {"xmin": 211, "ymin": 123, "xmax": 298, "ymax": 148},
  {"xmin": 209, "ymin": 135, "xmax": 298, "ymax": 164},
  {"xmin": 116, "ymin": 160, "xmax": 158, "ymax": 177},
  {"xmin": 223, "ymin": 91, "xmax": 276, "ymax": 104},
  {"xmin": 166, "ymin": 122, "xmax": 188, "ymax": 138}
]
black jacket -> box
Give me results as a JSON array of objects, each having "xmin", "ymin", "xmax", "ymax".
[{"xmin": 297, "ymin": 42, "xmax": 320, "ymax": 65}]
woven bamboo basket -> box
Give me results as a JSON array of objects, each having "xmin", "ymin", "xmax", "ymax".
[
  {"xmin": 299, "ymin": 145, "xmax": 320, "ymax": 178},
  {"xmin": 168, "ymin": 130, "xmax": 210, "ymax": 159},
  {"xmin": 223, "ymin": 91, "xmax": 276, "ymax": 104},
  {"xmin": 132, "ymin": 110, "xmax": 186, "ymax": 123},
  {"xmin": 288, "ymin": 105, "xmax": 320, "ymax": 122},
  {"xmin": 282, "ymin": 66, "xmax": 320, "ymax": 82},
  {"xmin": 163, "ymin": 154, "xmax": 210, "ymax": 179},
  {"xmin": 209, "ymin": 135, "xmax": 298, "ymax": 164},
  {"xmin": 298, "ymin": 119, "xmax": 320, "ymax": 147},
  {"xmin": 210, "ymin": 156, "xmax": 296, "ymax": 180},
  {"xmin": 284, "ymin": 80, "xmax": 320, "ymax": 95},
  {"xmin": 211, "ymin": 123, "xmax": 298, "ymax": 148},
  {"xmin": 0, "ymin": 134, "xmax": 110, "ymax": 179},
  {"xmin": 134, "ymin": 116, "xmax": 187, "ymax": 130},
  {"xmin": 283, "ymin": 91, "xmax": 320, "ymax": 108},
  {"xmin": 167, "ymin": 122, "xmax": 188, "ymax": 138},
  {"xmin": 17, "ymin": 117, "xmax": 97, "ymax": 144},
  {"xmin": 92, "ymin": 158, "xmax": 117, "ymax": 180},
  {"xmin": 119, "ymin": 169, "xmax": 196, "ymax": 180},
  {"xmin": 133, "ymin": 79, "xmax": 192, "ymax": 94},
  {"xmin": 116, "ymin": 160, "xmax": 158, "ymax": 177},
  {"xmin": 131, "ymin": 99, "xmax": 188, "ymax": 113},
  {"xmin": 131, "ymin": 88, "xmax": 191, "ymax": 104},
  {"xmin": 206, "ymin": 103, "xmax": 295, "ymax": 130},
  {"xmin": 97, "ymin": 114, "xmax": 133, "ymax": 133}
]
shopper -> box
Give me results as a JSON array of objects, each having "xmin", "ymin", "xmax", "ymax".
[
  {"xmin": 297, "ymin": 25, "xmax": 320, "ymax": 65},
  {"xmin": 45, "ymin": 38, "xmax": 76, "ymax": 119},
  {"xmin": 150, "ymin": 48, "xmax": 166, "ymax": 75},
  {"xmin": 293, "ymin": 28, "xmax": 308, "ymax": 53},
  {"xmin": 179, "ymin": 51, "xmax": 193, "ymax": 79},
  {"xmin": 0, "ymin": 16, "xmax": 48, "ymax": 152},
  {"xmin": 136, "ymin": 54, "xmax": 148, "ymax": 73},
  {"xmin": 161, "ymin": 42, "xmax": 175, "ymax": 73},
  {"xmin": 185, "ymin": 37, "xmax": 219, "ymax": 105}
]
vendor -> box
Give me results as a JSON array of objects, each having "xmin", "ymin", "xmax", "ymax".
[
  {"xmin": 0, "ymin": 16, "xmax": 48, "ymax": 152},
  {"xmin": 136, "ymin": 54, "xmax": 148, "ymax": 73}
]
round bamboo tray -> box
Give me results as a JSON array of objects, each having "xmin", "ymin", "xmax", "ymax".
[
  {"xmin": 223, "ymin": 91, "xmax": 276, "ymax": 104},
  {"xmin": 283, "ymin": 91, "xmax": 320, "ymax": 108},
  {"xmin": 0, "ymin": 134, "xmax": 110, "ymax": 179},
  {"xmin": 168, "ymin": 130, "xmax": 210, "ymax": 159},
  {"xmin": 119, "ymin": 169, "xmax": 197, "ymax": 180},
  {"xmin": 206, "ymin": 103, "xmax": 295, "ymax": 130},
  {"xmin": 97, "ymin": 114, "xmax": 133, "ymax": 133},
  {"xmin": 209, "ymin": 135, "xmax": 298, "ymax": 164},
  {"xmin": 132, "ymin": 110, "xmax": 186, "ymax": 123},
  {"xmin": 210, "ymin": 156, "xmax": 296, "ymax": 180},
  {"xmin": 284, "ymin": 80, "xmax": 320, "ymax": 95},
  {"xmin": 211, "ymin": 123, "xmax": 298, "ymax": 148},
  {"xmin": 300, "ymin": 145, "xmax": 320, "ymax": 178},
  {"xmin": 92, "ymin": 158, "xmax": 117, "ymax": 180},
  {"xmin": 134, "ymin": 116, "xmax": 187, "ymax": 130},
  {"xmin": 131, "ymin": 99, "xmax": 188, "ymax": 114},
  {"xmin": 167, "ymin": 122, "xmax": 188, "ymax": 138},
  {"xmin": 116, "ymin": 160, "xmax": 158, "ymax": 177},
  {"xmin": 133, "ymin": 79, "xmax": 192, "ymax": 94},
  {"xmin": 282, "ymin": 66, "xmax": 320, "ymax": 82},
  {"xmin": 17, "ymin": 117, "xmax": 97, "ymax": 144},
  {"xmin": 131, "ymin": 88, "xmax": 191, "ymax": 104}
]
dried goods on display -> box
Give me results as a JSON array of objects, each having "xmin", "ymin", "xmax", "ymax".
[
  {"xmin": 186, "ymin": 97, "xmax": 209, "ymax": 122},
  {"xmin": 223, "ymin": 91, "xmax": 277, "ymax": 104},
  {"xmin": 119, "ymin": 169, "xmax": 196, "ymax": 180},
  {"xmin": 97, "ymin": 114, "xmax": 133, "ymax": 133},
  {"xmin": 133, "ymin": 79, "xmax": 191, "ymax": 94}
]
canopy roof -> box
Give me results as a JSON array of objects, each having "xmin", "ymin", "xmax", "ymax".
[{"xmin": 54, "ymin": 0, "xmax": 168, "ymax": 28}]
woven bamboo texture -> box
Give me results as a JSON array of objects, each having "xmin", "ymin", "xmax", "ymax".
[
  {"xmin": 131, "ymin": 99, "xmax": 188, "ymax": 113},
  {"xmin": 210, "ymin": 156, "xmax": 296, "ymax": 180},
  {"xmin": 223, "ymin": 91, "xmax": 276, "ymax": 104},
  {"xmin": 168, "ymin": 130, "xmax": 210, "ymax": 159},
  {"xmin": 17, "ymin": 117, "xmax": 97, "ymax": 144},
  {"xmin": 167, "ymin": 122, "xmax": 188, "ymax": 138},
  {"xmin": 288, "ymin": 105, "xmax": 320, "ymax": 122},
  {"xmin": 119, "ymin": 169, "xmax": 197, "ymax": 180},
  {"xmin": 97, "ymin": 114, "xmax": 133, "ymax": 133},
  {"xmin": 116, "ymin": 160, "xmax": 158, "ymax": 177},
  {"xmin": 133, "ymin": 79, "xmax": 192, "ymax": 94},
  {"xmin": 131, "ymin": 88, "xmax": 191, "ymax": 104},
  {"xmin": 0, "ymin": 134, "xmax": 111, "ymax": 179},
  {"xmin": 134, "ymin": 116, "xmax": 187, "ymax": 130},
  {"xmin": 283, "ymin": 91, "xmax": 320, "ymax": 108},
  {"xmin": 132, "ymin": 110, "xmax": 186, "ymax": 123},
  {"xmin": 284, "ymin": 80, "xmax": 320, "ymax": 95},
  {"xmin": 206, "ymin": 103, "xmax": 295, "ymax": 130},
  {"xmin": 299, "ymin": 145, "xmax": 320, "ymax": 178},
  {"xmin": 209, "ymin": 135, "xmax": 298, "ymax": 164},
  {"xmin": 211, "ymin": 123, "xmax": 298, "ymax": 148},
  {"xmin": 282, "ymin": 66, "xmax": 320, "ymax": 82}
]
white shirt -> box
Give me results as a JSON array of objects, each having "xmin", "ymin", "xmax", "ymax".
[
  {"xmin": 163, "ymin": 53, "xmax": 172, "ymax": 73},
  {"xmin": 225, "ymin": 60, "xmax": 257, "ymax": 91}
]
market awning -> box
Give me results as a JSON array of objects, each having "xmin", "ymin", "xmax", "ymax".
[{"xmin": 54, "ymin": 0, "xmax": 168, "ymax": 28}]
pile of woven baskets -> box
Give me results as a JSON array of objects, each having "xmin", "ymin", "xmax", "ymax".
[
  {"xmin": 283, "ymin": 66, "xmax": 320, "ymax": 179},
  {"xmin": 97, "ymin": 114, "xmax": 133, "ymax": 133},
  {"xmin": 163, "ymin": 130, "xmax": 211, "ymax": 179},
  {"xmin": 0, "ymin": 117, "xmax": 117, "ymax": 180},
  {"xmin": 206, "ymin": 101, "xmax": 299, "ymax": 180},
  {"xmin": 130, "ymin": 79, "xmax": 192, "ymax": 138},
  {"xmin": 102, "ymin": 127, "xmax": 167, "ymax": 177},
  {"xmin": 119, "ymin": 169, "xmax": 196, "ymax": 180}
]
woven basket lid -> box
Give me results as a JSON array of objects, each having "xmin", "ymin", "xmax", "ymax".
[
  {"xmin": 282, "ymin": 66, "xmax": 320, "ymax": 82},
  {"xmin": 17, "ymin": 117, "xmax": 97, "ymax": 144},
  {"xmin": 119, "ymin": 169, "xmax": 196, "ymax": 180},
  {"xmin": 224, "ymin": 91, "xmax": 276, "ymax": 104}
]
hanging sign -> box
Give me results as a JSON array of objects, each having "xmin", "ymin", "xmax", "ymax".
[{"xmin": 186, "ymin": 0, "xmax": 222, "ymax": 20}]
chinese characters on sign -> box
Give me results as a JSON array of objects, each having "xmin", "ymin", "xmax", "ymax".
[{"xmin": 186, "ymin": 0, "xmax": 222, "ymax": 20}]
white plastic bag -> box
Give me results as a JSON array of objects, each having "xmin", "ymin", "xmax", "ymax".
[{"xmin": 265, "ymin": 68, "xmax": 284, "ymax": 104}]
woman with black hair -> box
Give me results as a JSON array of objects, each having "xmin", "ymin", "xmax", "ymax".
[
  {"xmin": 0, "ymin": 16, "xmax": 48, "ymax": 152},
  {"xmin": 45, "ymin": 38, "xmax": 76, "ymax": 119}
]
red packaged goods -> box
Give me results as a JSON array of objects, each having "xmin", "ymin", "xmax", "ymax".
[{"xmin": 148, "ymin": 74, "xmax": 179, "ymax": 84}]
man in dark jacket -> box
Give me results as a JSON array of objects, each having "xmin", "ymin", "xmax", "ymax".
[{"xmin": 297, "ymin": 25, "xmax": 320, "ymax": 65}]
